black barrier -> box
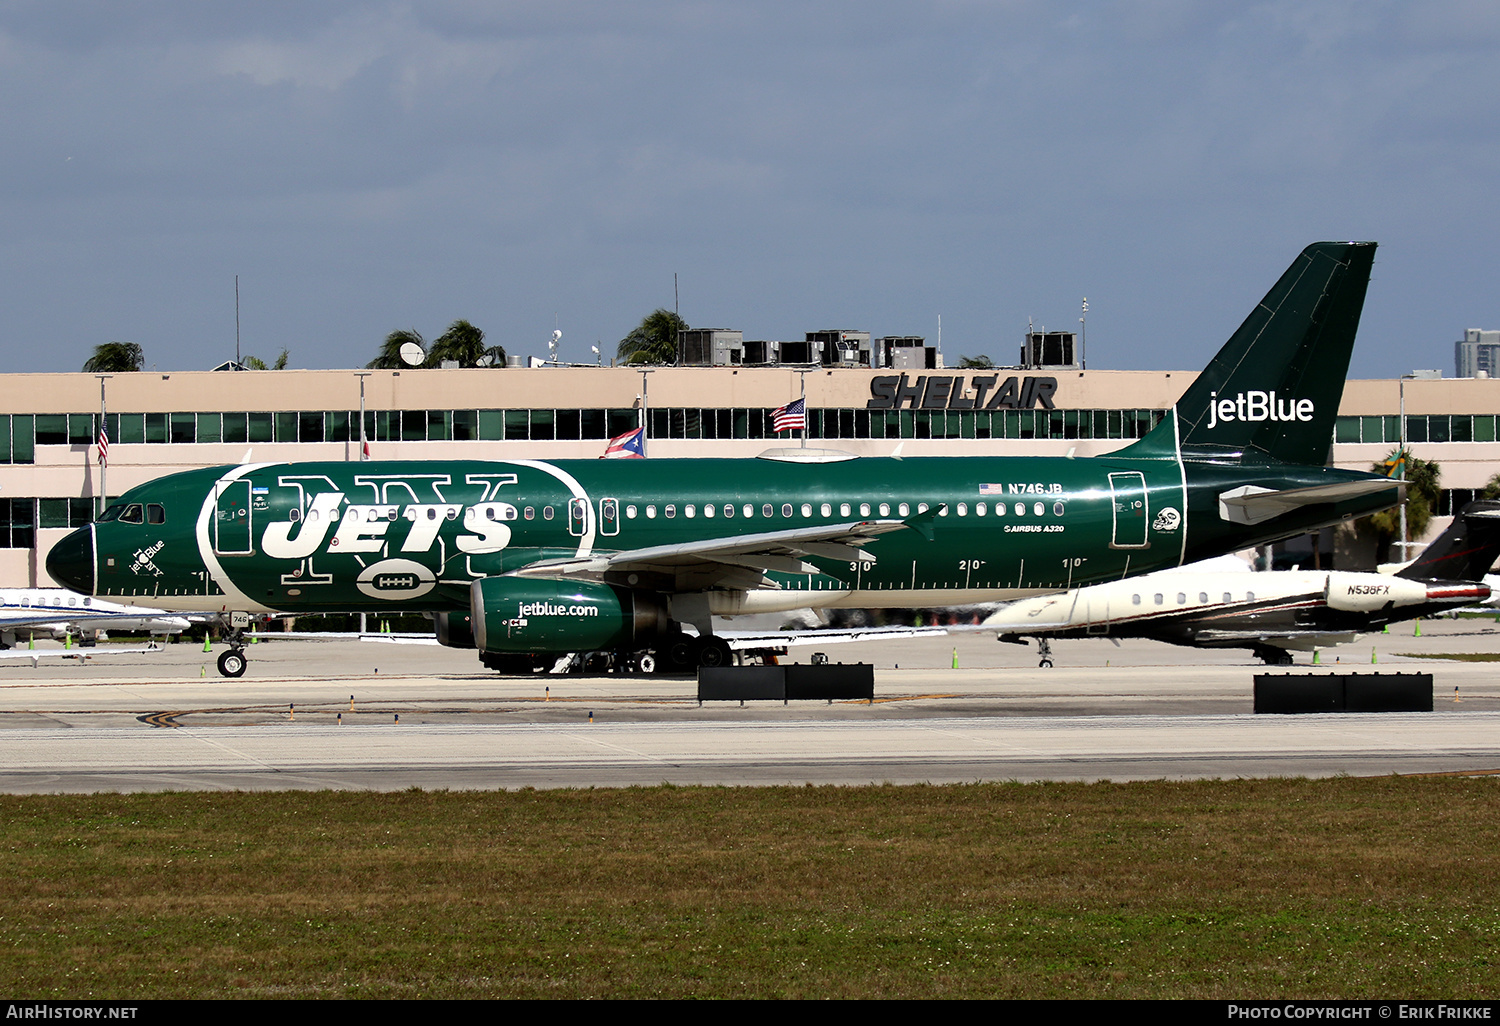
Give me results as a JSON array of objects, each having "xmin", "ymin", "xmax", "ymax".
[
  {"xmin": 785, "ymin": 663, "xmax": 874, "ymax": 701},
  {"xmin": 698, "ymin": 666, "xmax": 786, "ymax": 702},
  {"xmin": 698, "ymin": 664, "xmax": 875, "ymax": 703},
  {"xmin": 1253, "ymin": 672, "xmax": 1433, "ymax": 714}
]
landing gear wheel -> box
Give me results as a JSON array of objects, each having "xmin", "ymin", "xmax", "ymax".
[
  {"xmin": 1036, "ymin": 638, "xmax": 1054, "ymax": 669},
  {"xmin": 694, "ymin": 636, "xmax": 733, "ymax": 669},
  {"xmin": 1255, "ymin": 645, "xmax": 1293, "ymax": 666},
  {"xmin": 635, "ymin": 652, "xmax": 657, "ymax": 674},
  {"xmin": 664, "ymin": 634, "xmax": 696, "ymax": 673},
  {"xmin": 217, "ymin": 649, "xmax": 247, "ymax": 678},
  {"xmin": 1039, "ymin": 659, "xmax": 1053, "ymax": 668}
]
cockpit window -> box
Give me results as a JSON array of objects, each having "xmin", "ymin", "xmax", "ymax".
[
  {"xmin": 118, "ymin": 504, "xmax": 144, "ymax": 524},
  {"xmin": 97, "ymin": 504, "xmax": 125, "ymax": 523},
  {"xmin": 147, "ymin": 503, "xmax": 165, "ymax": 525}
]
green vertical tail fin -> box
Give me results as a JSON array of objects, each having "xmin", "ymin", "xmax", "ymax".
[{"xmin": 1124, "ymin": 241, "xmax": 1376, "ymax": 464}]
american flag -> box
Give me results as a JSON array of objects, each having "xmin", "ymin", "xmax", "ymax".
[
  {"xmin": 771, "ymin": 397, "xmax": 806, "ymax": 433},
  {"xmin": 602, "ymin": 426, "xmax": 645, "ymax": 458},
  {"xmin": 96, "ymin": 422, "xmax": 109, "ymax": 466}
]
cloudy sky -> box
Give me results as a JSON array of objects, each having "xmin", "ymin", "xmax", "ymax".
[{"xmin": 2, "ymin": 1, "xmax": 1496, "ymax": 377}]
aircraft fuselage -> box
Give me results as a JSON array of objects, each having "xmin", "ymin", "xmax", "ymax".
[{"xmin": 52, "ymin": 453, "xmax": 1392, "ymax": 617}]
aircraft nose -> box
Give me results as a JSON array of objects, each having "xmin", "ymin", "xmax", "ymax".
[{"xmin": 46, "ymin": 526, "xmax": 95, "ymax": 594}]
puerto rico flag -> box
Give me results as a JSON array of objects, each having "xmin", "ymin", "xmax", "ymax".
[
  {"xmin": 771, "ymin": 397, "xmax": 806, "ymax": 433},
  {"xmin": 603, "ymin": 426, "xmax": 645, "ymax": 459}
]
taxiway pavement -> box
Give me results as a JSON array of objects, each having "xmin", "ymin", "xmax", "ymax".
[{"xmin": 0, "ymin": 618, "xmax": 1494, "ymax": 790}]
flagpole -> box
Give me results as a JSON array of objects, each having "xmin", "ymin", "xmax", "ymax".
[
  {"xmin": 95, "ymin": 375, "xmax": 112, "ymax": 517},
  {"xmin": 799, "ymin": 370, "xmax": 807, "ymax": 449},
  {"xmin": 638, "ymin": 369, "xmax": 653, "ymax": 458},
  {"xmin": 355, "ymin": 372, "xmax": 371, "ymax": 461}
]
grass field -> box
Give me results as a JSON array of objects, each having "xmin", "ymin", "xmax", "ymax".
[{"xmin": 3, "ymin": 778, "xmax": 1498, "ymax": 999}]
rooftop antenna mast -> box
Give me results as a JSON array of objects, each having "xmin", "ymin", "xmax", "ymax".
[
  {"xmin": 235, "ymin": 275, "xmax": 241, "ymax": 366},
  {"xmin": 1080, "ymin": 297, "xmax": 1088, "ymax": 369}
]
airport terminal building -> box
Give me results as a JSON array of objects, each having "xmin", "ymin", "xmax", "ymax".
[{"xmin": 0, "ymin": 361, "xmax": 1494, "ymax": 586}]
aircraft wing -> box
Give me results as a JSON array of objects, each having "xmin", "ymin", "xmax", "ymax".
[
  {"xmin": 0, "ymin": 645, "xmax": 165, "ymax": 664},
  {"xmin": 512, "ymin": 519, "xmax": 911, "ymax": 590},
  {"xmin": 0, "ymin": 609, "xmax": 190, "ymax": 635},
  {"xmin": 1192, "ymin": 629, "xmax": 1360, "ymax": 652},
  {"xmin": 245, "ymin": 631, "xmax": 438, "ymax": 646},
  {"xmin": 1218, "ymin": 480, "xmax": 1401, "ymax": 526},
  {"xmin": 706, "ymin": 624, "xmax": 949, "ymax": 651}
]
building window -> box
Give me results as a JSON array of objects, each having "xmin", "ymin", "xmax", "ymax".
[{"xmin": 0, "ymin": 498, "xmax": 34, "ymax": 548}]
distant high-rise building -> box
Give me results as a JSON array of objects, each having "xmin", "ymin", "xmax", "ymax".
[{"xmin": 1456, "ymin": 329, "xmax": 1500, "ymax": 378}]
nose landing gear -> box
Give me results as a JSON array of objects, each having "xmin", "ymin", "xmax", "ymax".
[
  {"xmin": 214, "ymin": 622, "xmax": 251, "ymax": 677},
  {"xmin": 217, "ymin": 647, "xmax": 247, "ymax": 678}
]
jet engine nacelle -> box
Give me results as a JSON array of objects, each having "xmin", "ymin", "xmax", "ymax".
[
  {"xmin": 1324, "ymin": 572, "xmax": 1427, "ymax": 613},
  {"xmin": 434, "ymin": 611, "xmax": 477, "ymax": 649},
  {"xmin": 470, "ymin": 578, "xmax": 671, "ymax": 655}
]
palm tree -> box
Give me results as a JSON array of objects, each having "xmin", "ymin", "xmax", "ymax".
[
  {"xmin": 957, "ymin": 354, "xmax": 996, "ymax": 369},
  {"xmin": 617, "ymin": 309, "xmax": 687, "ymax": 365},
  {"xmin": 82, "ymin": 342, "xmax": 144, "ymax": 373},
  {"xmin": 1362, "ymin": 450, "xmax": 1440, "ymax": 562},
  {"xmin": 368, "ymin": 329, "xmax": 425, "ymax": 369},
  {"xmin": 426, "ymin": 320, "xmax": 488, "ymax": 367},
  {"xmin": 243, "ymin": 348, "xmax": 290, "ymax": 370}
]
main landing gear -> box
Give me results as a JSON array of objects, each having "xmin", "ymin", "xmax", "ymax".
[
  {"xmin": 662, "ymin": 632, "xmax": 732, "ymax": 672},
  {"xmin": 480, "ymin": 631, "xmax": 735, "ymax": 677},
  {"xmin": 1254, "ymin": 644, "xmax": 1294, "ymax": 666}
]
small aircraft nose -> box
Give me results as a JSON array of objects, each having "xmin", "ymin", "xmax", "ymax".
[{"xmin": 46, "ymin": 526, "xmax": 94, "ymax": 595}]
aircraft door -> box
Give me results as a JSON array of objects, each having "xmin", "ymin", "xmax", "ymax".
[
  {"xmin": 568, "ymin": 497, "xmax": 591, "ymax": 537},
  {"xmin": 599, "ymin": 497, "xmax": 620, "ymax": 537},
  {"xmin": 213, "ymin": 480, "xmax": 253, "ymax": 555},
  {"xmin": 1108, "ymin": 472, "xmax": 1149, "ymax": 549}
]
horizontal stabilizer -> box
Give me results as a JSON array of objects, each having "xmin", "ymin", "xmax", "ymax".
[{"xmin": 1218, "ymin": 479, "xmax": 1400, "ymax": 526}]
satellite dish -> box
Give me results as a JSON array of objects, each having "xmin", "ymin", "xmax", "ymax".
[
  {"xmin": 399, "ymin": 341, "xmax": 424, "ymax": 367},
  {"xmin": 552, "ymin": 329, "xmax": 563, "ymax": 343}
]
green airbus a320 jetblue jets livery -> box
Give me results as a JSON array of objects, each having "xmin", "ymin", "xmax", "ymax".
[{"xmin": 48, "ymin": 242, "xmax": 1400, "ymax": 677}]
